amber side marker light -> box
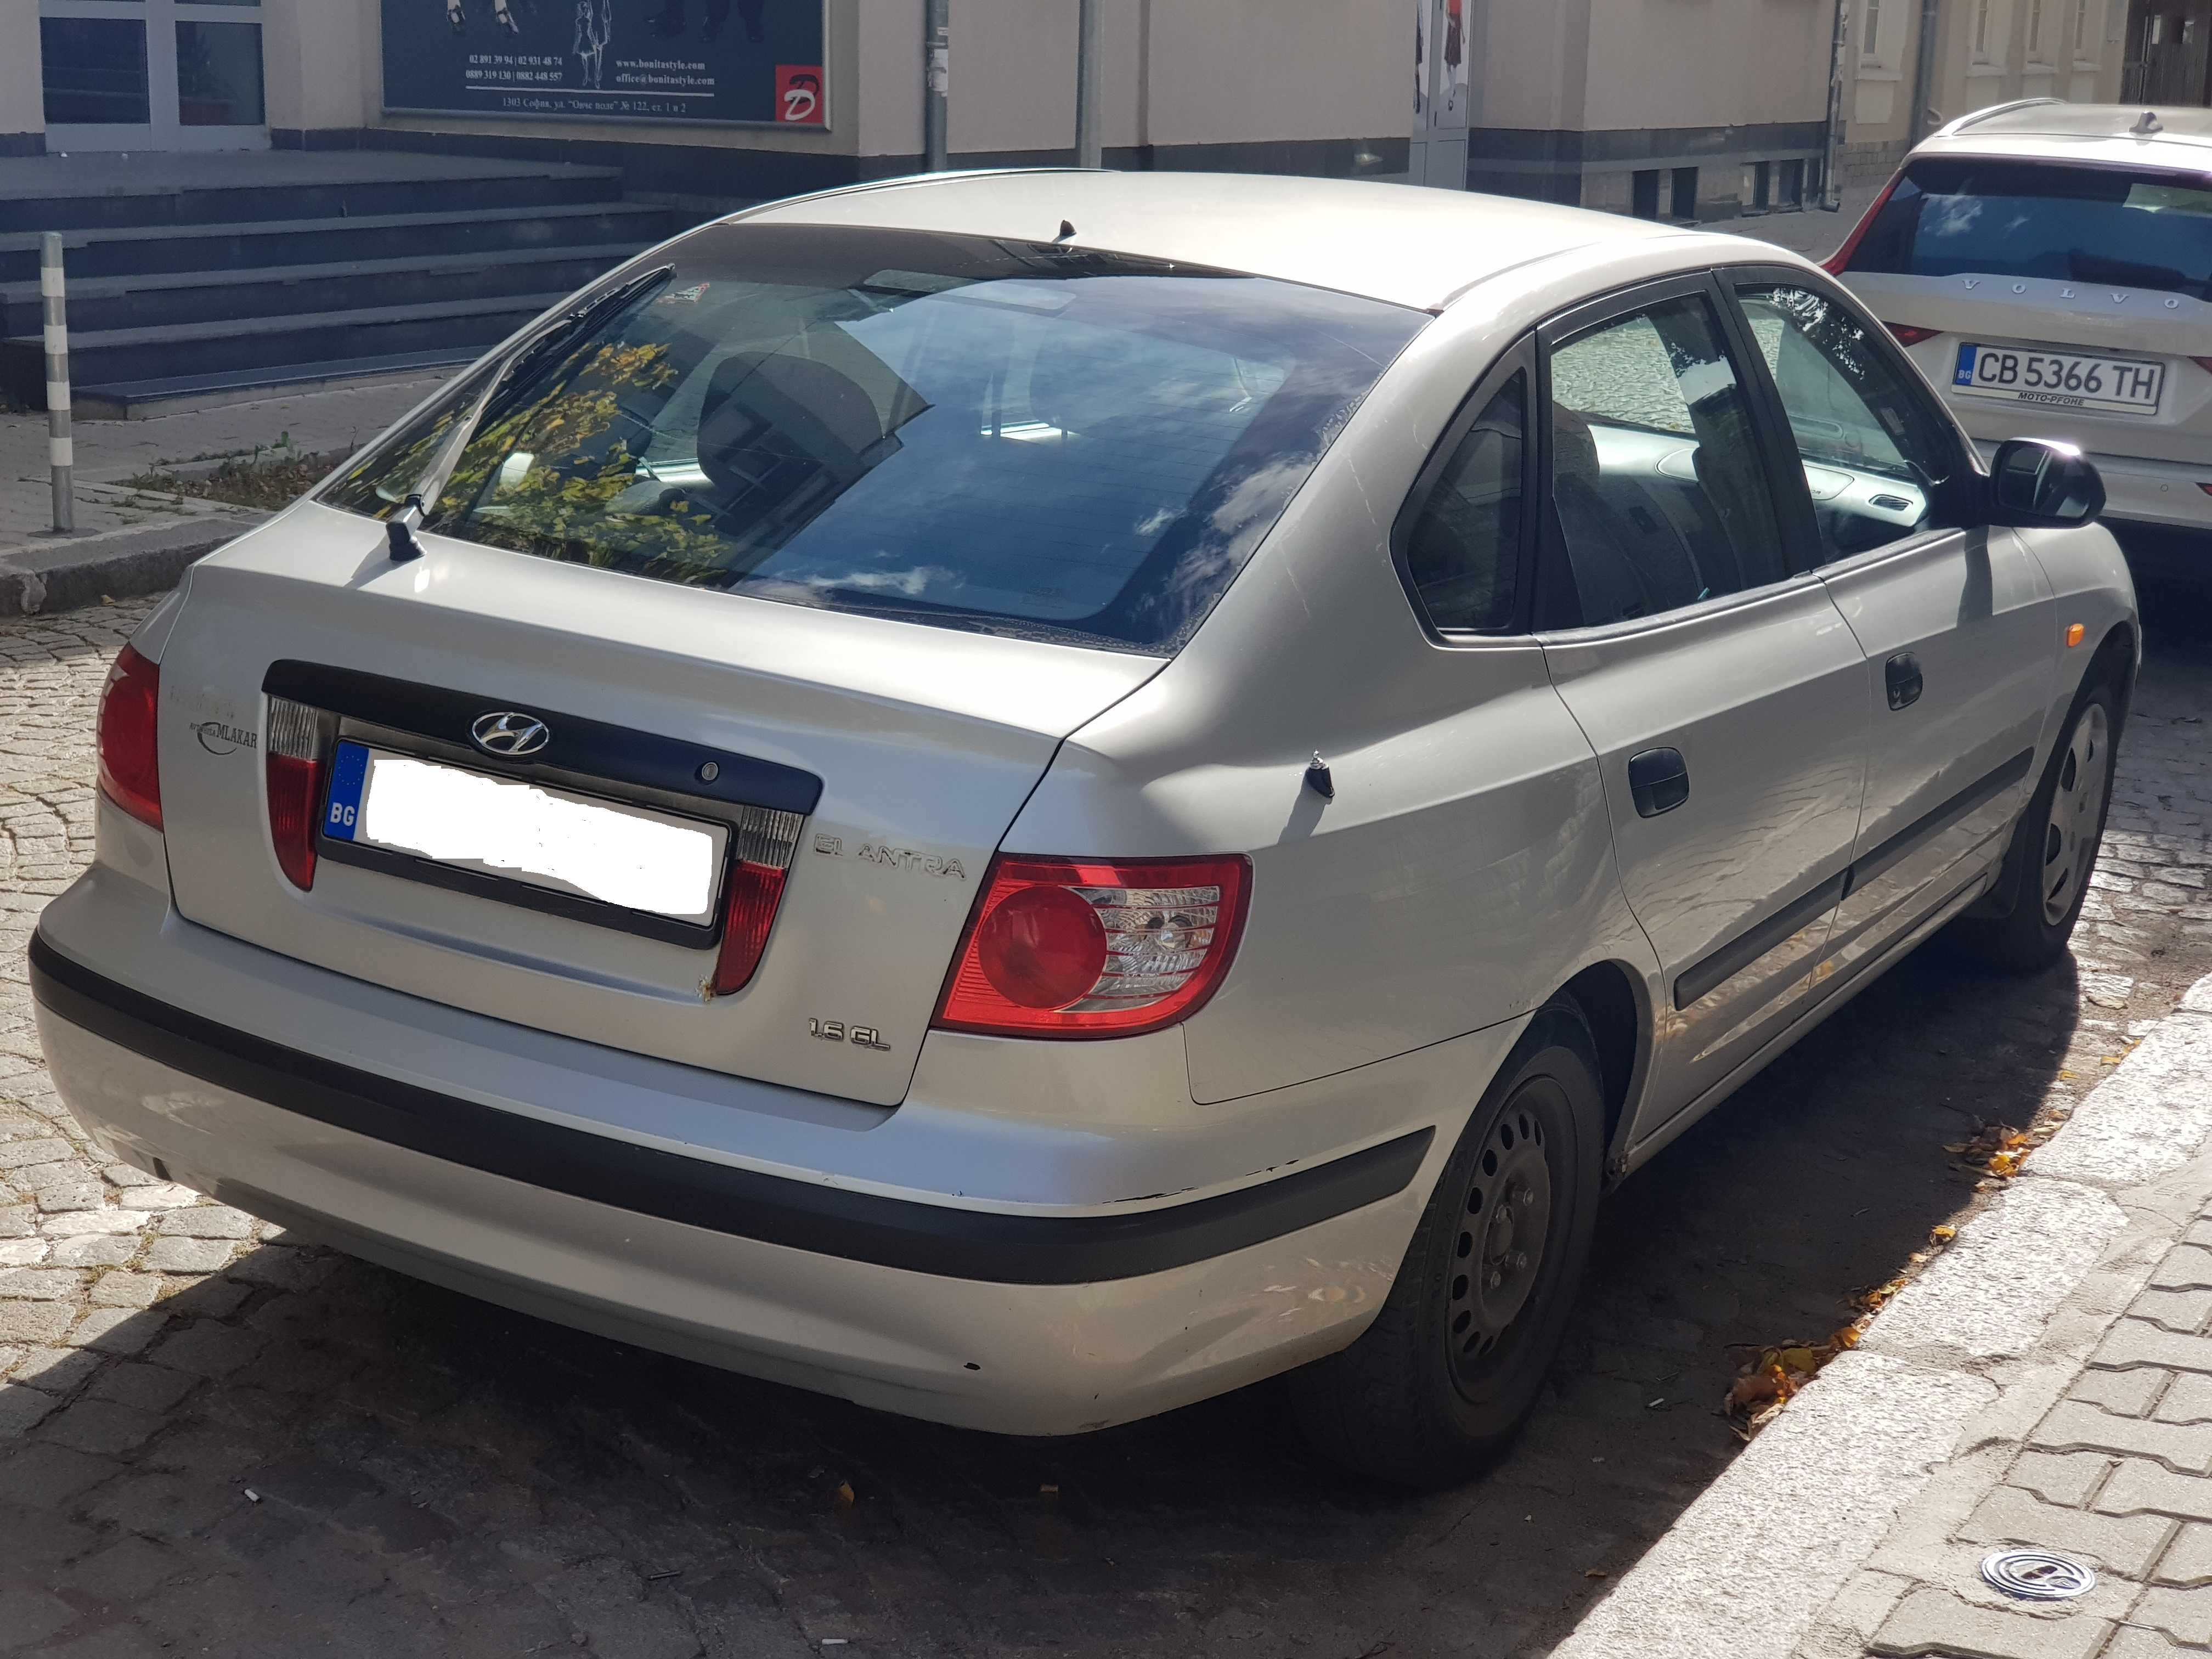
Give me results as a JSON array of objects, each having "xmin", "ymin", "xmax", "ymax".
[{"xmin": 2067, "ymin": 623, "xmax": 2087, "ymax": 648}]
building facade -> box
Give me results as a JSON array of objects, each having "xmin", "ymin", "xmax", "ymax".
[
  {"xmin": 1841, "ymin": 0, "xmax": 2133, "ymax": 189},
  {"xmin": 3, "ymin": 1, "xmax": 2155, "ymax": 217}
]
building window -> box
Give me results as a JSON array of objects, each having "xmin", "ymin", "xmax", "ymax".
[
  {"xmin": 1631, "ymin": 170, "xmax": 1662, "ymax": 220},
  {"xmin": 1671, "ymin": 167, "xmax": 1699, "ymax": 221},
  {"xmin": 2074, "ymin": 0, "xmax": 2092, "ymax": 56},
  {"xmin": 1973, "ymin": 0, "xmax": 1993, "ymax": 57},
  {"xmin": 1863, "ymin": 0, "xmax": 1884, "ymax": 59}
]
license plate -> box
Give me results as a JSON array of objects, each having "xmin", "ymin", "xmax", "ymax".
[
  {"xmin": 1953, "ymin": 343, "xmax": 2164, "ymax": 416},
  {"xmin": 323, "ymin": 741, "xmax": 727, "ymax": 925}
]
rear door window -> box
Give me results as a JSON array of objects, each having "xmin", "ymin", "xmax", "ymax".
[
  {"xmin": 321, "ymin": 224, "xmax": 1427, "ymax": 656},
  {"xmin": 1544, "ymin": 292, "xmax": 1790, "ymax": 627},
  {"xmin": 1840, "ymin": 157, "xmax": 2212, "ymax": 301}
]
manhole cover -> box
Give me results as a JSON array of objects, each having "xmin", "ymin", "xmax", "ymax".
[{"xmin": 1980, "ymin": 1549, "xmax": 2097, "ymax": 1601}]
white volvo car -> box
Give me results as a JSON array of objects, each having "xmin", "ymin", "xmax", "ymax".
[
  {"xmin": 32, "ymin": 172, "xmax": 2134, "ymax": 1485},
  {"xmin": 1830, "ymin": 100, "xmax": 2212, "ymax": 545}
]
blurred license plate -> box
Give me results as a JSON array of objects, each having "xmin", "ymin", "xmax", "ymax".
[
  {"xmin": 323, "ymin": 741, "xmax": 726, "ymax": 924},
  {"xmin": 1953, "ymin": 343, "xmax": 2164, "ymax": 415}
]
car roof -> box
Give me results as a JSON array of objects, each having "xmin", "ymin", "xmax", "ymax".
[
  {"xmin": 737, "ymin": 169, "xmax": 1691, "ymax": 312},
  {"xmin": 1917, "ymin": 100, "xmax": 2212, "ymax": 168}
]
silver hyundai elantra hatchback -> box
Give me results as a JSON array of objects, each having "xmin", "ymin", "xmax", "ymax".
[{"xmin": 32, "ymin": 171, "xmax": 2135, "ymax": 1485}]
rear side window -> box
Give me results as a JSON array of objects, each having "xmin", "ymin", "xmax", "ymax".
[
  {"xmin": 1843, "ymin": 158, "xmax": 2212, "ymax": 302},
  {"xmin": 321, "ymin": 223, "xmax": 1426, "ymax": 656},
  {"xmin": 1402, "ymin": 375, "xmax": 1523, "ymax": 632}
]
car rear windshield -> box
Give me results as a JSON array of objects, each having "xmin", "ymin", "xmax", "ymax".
[
  {"xmin": 1842, "ymin": 157, "xmax": 2212, "ymax": 302},
  {"xmin": 319, "ymin": 222, "xmax": 1426, "ymax": 655}
]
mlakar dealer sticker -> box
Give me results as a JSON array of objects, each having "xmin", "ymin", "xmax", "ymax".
[{"xmin": 192, "ymin": 720, "xmax": 258, "ymax": 757}]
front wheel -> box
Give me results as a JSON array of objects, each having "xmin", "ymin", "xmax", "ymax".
[
  {"xmin": 1949, "ymin": 681, "xmax": 2119, "ymax": 973},
  {"xmin": 1288, "ymin": 1001, "xmax": 1605, "ymax": 1487}
]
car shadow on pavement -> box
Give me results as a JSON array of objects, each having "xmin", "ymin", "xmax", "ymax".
[{"xmin": 0, "ymin": 935, "xmax": 2094, "ymax": 1659}]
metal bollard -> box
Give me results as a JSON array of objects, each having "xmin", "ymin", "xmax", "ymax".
[{"xmin": 42, "ymin": 234, "xmax": 72, "ymax": 535}]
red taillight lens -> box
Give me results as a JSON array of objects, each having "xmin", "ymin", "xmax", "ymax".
[
  {"xmin": 933, "ymin": 854, "xmax": 1251, "ymax": 1038},
  {"xmin": 1822, "ymin": 171, "xmax": 1901, "ymax": 275},
  {"xmin": 2198, "ymin": 483, "xmax": 2212, "ymax": 498},
  {"xmin": 1886, "ymin": 323, "xmax": 1943, "ymax": 347},
  {"xmin": 2191, "ymin": 357, "xmax": 2212, "ymax": 377},
  {"xmin": 710, "ymin": 859, "xmax": 788, "ymax": 997},
  {"xmin": 265, "ymin": 697, "xmax": 325, "ymax": 890},
  {"xmin": 97, "ymin": 644, "xmax": 162, "ymax": 830}
]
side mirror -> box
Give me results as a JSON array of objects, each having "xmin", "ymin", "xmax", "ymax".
[{"xmin": 1988, "ymin": 438, "xmax": 2105, "ymax": 528}]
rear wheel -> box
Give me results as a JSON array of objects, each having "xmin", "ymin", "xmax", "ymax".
[
  {"xmin": 1949, "ymin": 681, "xmax": 2119, "ymax": 973},
  {"xmin": 1289, "ymin": 1001, "xmax": 1604, "ymax": 1487}
]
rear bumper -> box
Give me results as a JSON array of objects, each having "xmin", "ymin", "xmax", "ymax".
[{"xmin": 29, "ymin": 881, "xmax": 1436, "ymax": 1434}]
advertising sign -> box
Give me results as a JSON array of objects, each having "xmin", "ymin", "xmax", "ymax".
[{"xmin": 381, "ymin": 0, "xmax": 826, "ymax": 127}]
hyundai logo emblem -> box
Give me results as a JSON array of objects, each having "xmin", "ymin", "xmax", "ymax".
[{"xmin": 470, "ymin": 711, "xmax": 550, "ymax": 758}]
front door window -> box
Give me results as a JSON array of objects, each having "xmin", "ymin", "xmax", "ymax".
[{"xmin": 39, "ymin": 0, "xmax": 266, "ymax": 150}]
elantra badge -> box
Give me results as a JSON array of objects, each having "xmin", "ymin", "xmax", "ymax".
[{"xmin": 470, "ymin": 711, "xmax": 550, "ymax": 758}]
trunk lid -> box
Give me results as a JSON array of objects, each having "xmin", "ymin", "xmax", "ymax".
[{"xmin": 155, "ymin": 502, "xmax": 1160, "ymax": 1107}]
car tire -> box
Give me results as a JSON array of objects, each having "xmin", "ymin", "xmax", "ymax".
[
  {"xmin": 1948, "ymin": 678, "xmax": 2121, "ymax": 974},
  {"xmin": 1288, "ymin": 998, "xmax": 1605, "ymax": 1488}
]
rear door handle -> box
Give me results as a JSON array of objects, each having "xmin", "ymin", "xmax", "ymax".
[
  {"xmin": 1886, "ymin": 652, "xmax": 1923, "ymax": 710},
  {"xmin": 1628, "ymin": 747, "xmax": 1689, "ymax": 817}
]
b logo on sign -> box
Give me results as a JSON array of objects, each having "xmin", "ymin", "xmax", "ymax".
[{"xmin": 775, "ymin": 64, "xmax": 824, "ymax": 125}]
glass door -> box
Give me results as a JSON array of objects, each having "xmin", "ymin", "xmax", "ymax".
[{"xmin": 40, "ymin": 0, "xmax": 268, "ymax": 151}]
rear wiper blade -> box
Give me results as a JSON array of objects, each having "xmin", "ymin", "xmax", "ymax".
[{"xmin": 385, "ymin": 264, "xmax": 673, "ymax": 561}]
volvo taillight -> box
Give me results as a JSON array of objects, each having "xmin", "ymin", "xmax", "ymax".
[
  {"xmin": 265, "ymin": 697, "xmax": 326, "ymax": 890},
  {"xmin": 1886, "ymin": 323, "xmax": 1944, "ymax": 347},
  {"xmin": 97, "ymin": 644, "xmax": 162, "ymax": 830},
  {"xmin": 933, "ymin": 854, "xmax": 1251, "ymax": 1038},
  {"xmin": 1822, "ymin": 171, "xmax": 1901, "ymax": 275}
]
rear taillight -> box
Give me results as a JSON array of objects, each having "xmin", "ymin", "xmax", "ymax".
[
  {"xmin": 1822, "ymin": 171, "xmax": 1900, "ymax": 275},
  {"xmin": 933, "ymin": 854, "xmax": 1250, "ymax": 1038},
  {"xmin": 2198, "ymin": 483, "xmax": 2212, "ymax": 498},
  {"xmin": 2192, "ymin": 357, "xmax": 2212, "ymax": 377},
  {"xmin": 708, "ymin": 809, "xmax": 804, "ymax": 997},
  {"xmin": 97, "ymin": 644, "xmax": 162, "ymax": 830},
  {"xmin": 1886, "ymin": 323, "xmax": 1943, "ymax": 347},
  {"xmin": 265, "ymin": 697, "xmax": 326, "ymax": 890}
]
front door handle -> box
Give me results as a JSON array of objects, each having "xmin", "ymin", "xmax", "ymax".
[
  {"xmin": 1628, "ymin": 747, "xmax": 1690, "ymax": 817},
  {"xmin": 1886, "ymin": 652, "xmax": 1923, "ymax": 710}
]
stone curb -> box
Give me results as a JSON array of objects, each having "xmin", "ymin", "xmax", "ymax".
[
  {"xmin": 1550, "ymin": 973, "xmax": 2212, "ymax": 1659},
  {"xmin": 0, "ymin": 510, "xmax": 265, "ymax": 618}
]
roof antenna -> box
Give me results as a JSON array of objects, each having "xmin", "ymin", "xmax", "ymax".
[
  {"xmin": 1304, "ymin": 752, "xmax": 1335, "ymax": 802},
  {"xmin": 1055, "ymin": 219, "xmax": 1077, "ymax": 242},
  {"xmin": 2131, "ymin": 109, "xmax": 2163, "ymax": 136}
]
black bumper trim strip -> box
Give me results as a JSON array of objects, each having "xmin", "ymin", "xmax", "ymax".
[{"xmin": 28, "ymin": 933, "xmax": 1431, "ymax": 1286}]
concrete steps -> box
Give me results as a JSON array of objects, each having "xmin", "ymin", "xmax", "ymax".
[{"xmin": 0, "ymin": 158, "xmax": 691, "ymax": 414}]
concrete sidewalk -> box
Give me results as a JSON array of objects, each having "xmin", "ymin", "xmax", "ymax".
[
  {"xmin": 0, "ymin": 373, "xmax": 450, "ymax": 614},
  {"xmin": 1553, "ymin": 974, "xmax": 2212, "ymax": 1659}
]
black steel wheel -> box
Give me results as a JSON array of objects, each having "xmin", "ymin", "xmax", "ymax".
[{"xmin": 1289, "ymin": 999, "xmax": 1606, "ymax": 1487}]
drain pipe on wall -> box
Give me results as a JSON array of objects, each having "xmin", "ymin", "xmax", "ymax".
[
  {"xmin": 1822, "ymin": 0, "xmax": 1850, "ymax": 209},
  {"xmin": 924, "ymin": 0, "xmax": 950, "ymax": 171},
  {"xmin": 1908, "ymin": 0, "xmax": 1944, "ymax": 145},
  {"xmin": 42, "ymin": 234, "xmax": 71, "ymax": 537}
]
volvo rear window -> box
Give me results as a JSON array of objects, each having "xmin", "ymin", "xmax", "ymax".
[
  {"xmin": 320, "ymin": 223, "xmax": 1426, "ymax": 655},
  {"xmin": 1842, "ymin": 157, "xmax": 2212, "ymax": 302}
]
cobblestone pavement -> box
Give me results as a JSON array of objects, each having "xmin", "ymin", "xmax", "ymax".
[{"xmin": 1, "ymin": 574, "xmax": 2211, "ymax": 1657}]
